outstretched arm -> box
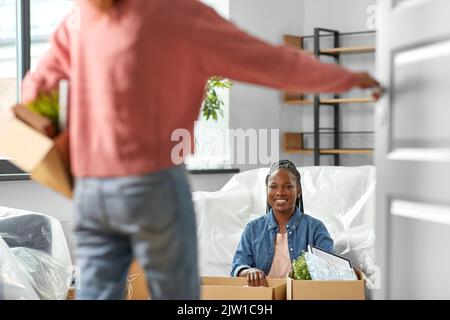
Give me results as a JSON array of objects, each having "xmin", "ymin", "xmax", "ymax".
[{"xmin": 192, "ymin": 5, "xmax": 381, "ymax": 94}]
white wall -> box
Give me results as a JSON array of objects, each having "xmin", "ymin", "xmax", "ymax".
[
  {"xmin": 303, "ymin": 0, "xmax": 376, "ymax": 34},
  {"xmin": 188, "ymin": 172, "xmax": 235, "ymax": 191},
  {"xmin": 229, "ymin": 0, "xmax": 304, "ymax": 172}
]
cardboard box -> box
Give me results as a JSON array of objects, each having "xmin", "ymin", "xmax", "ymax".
[
  {"xmin": 201, "ymin": 277, "xmax": 286, "ymax": 300},
  {"xmin": 66, "ymin": 288, "xmax": 76, "ymax": 300},
  {"xmin": 286, "ymin": 272, "xmax": 365, "ymax": 300},
  {"xmin": 0, "ymin": 118, "xmax": 73, "ymax": 198}
]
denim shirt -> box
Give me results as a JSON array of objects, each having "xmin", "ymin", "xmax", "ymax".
[{"xmin": 230, "ymin": 208, "xmax": 334, "ymax": 277}]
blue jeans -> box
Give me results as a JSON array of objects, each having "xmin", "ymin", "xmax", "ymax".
[{"xmin": 73, "ymin": 165, "xmax": 199, "ymax": 300}]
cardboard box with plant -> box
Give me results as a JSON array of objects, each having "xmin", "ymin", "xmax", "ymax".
[
  {"xmin": 287, "ymin": 251, "xmax": 366, "ymax": 300},
  {"xmin": 0, "ymin": 84, "xmax": 72, "ymax": 198}
]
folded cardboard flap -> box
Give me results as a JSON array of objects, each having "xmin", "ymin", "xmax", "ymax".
[
  {"xmin": 286, "ymin": 271, "xmax": 365, "ymax": 300},
  {"xmin": 0, "ymin": 118, "xmax": 73, "ymax": 198},
  {"xmin": 201, "ymin": 277, "xmax": 286, "ymax": 300},
  {"xmin": 0, "ymin": 118, "xmax": 54, "ymax": 172},
  {"xmin": 31, "ymin": 146, "xmax": 73, "ymax": 198},
  {"xmin": 12, "ymin": 104, "xmax": 57, "ymax": 138}
]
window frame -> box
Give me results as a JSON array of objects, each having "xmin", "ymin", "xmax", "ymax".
[{"xmin": 0, "ymin": 0, "xmax": 31, "ymax": 181}]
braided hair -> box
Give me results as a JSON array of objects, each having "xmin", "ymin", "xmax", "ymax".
[{"xmin": 265, "ymin": 160, "xmax": 304, "ymax": 213}]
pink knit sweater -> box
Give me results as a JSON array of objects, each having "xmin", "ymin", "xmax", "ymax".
[{"xmin": 22, "ymin": 0, "xmax": 357, "ymax": 177}]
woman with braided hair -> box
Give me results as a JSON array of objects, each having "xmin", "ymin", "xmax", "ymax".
[{"xmin": 231, "ymin": 160, "xmax": 334, "ymax": 286}]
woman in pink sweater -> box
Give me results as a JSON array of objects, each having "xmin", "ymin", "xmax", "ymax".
[{"xmin": 22, "ymin": 0, "xmax": 380, "ymax": 299}]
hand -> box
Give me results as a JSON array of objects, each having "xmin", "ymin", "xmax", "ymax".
[
  {"xmin": 239, "ymin": 268, "xmax": 268, "ymax": 287},
  {"xmin": 353, "ymin": 72, "xmax": 384, "ymax": 100}
]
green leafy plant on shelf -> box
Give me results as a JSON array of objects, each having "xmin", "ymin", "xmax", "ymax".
[
  {"xmin": 27, "ymin": 90, "xmax": 60, "ymax": 130},
  {"xmin": 202, "ymin": 77, "xmax": 233, "ymax": 121},
  {"xmin": 292, "ymin": 252, "xmax": 311, "ymax": 280}
]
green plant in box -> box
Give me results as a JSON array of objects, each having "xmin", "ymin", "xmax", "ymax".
[
  {"xmin": 27, "ymin": 90, "xmax": 60, "ymax": 131},
  {"xmin": 292, "ymin": 252, "xmax": 311, "ymax": 280},
  {"xmin": 202, "ymin": 77, "xmax": 233, "ymax": 121}
]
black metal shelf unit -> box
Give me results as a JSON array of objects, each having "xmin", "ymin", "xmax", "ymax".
[
  {"xmin": 314, "ymin": 28, "xmax": 340, "ymax": 165},
  {"xmin": 309, "ymin": 28, "xmax": 375, "ymax": 165}
]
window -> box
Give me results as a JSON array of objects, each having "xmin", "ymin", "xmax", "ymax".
[
  {"xmin": 0, "ymin": 0, "xmax": 72, "ymax": 169},
  {"xmin": 0, "ymin": 1, "xmax": 73, "ymax": 130},
  {"xmin": 185, "ymin": 0, "xmax": 232, "ymax": 170},
  {"xmin": 30, "ymin": 0, "xmax": 73, "ymax": 70},
  {"xmin": 0, "ymin": 0, "xmax": 17, "ymax": 129},
  {"xmin": 0, "ymin": 0, "xmax": 73, "ymax": 136}
]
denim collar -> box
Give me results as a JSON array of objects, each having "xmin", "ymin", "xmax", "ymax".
[{"xmin": 267, "ymin": 208, "xmax": 303, "ymax": 231}]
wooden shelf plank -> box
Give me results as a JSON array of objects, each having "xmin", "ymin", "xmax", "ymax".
[
  {"xmin": 282, "ymin": 34, "xmax": 375, "ymax": 54},
  {"xmin": 283, "ymin": 133, "xmax": 373, "ymax": 155},
  {"xmin": 284, "ymin": 132, "xmax": 304, "ymax": 151},
  {"xmin": 283, "ymin": 35, "xmax": 302, "ymax": 48},
  {"xmin": 320, "ymin": 97, "xmax": 377, "ymax": 104},
  {"xmin": 285, "ymin": 148, "xmax": 374, "ymax": 155},
  {"xmin": 283, "ymin": 98, "xmax": 314, "ymax": 105},
  {"xmin": 283, "ymin": 97, "xmax": 376, "ymax": 105},
  {"xmin": 285, "ymin": 149, "xmax": 314, "ymax": 155},
  {"xmin": 282, "ymin": 91, "xmax": 305, "ymax": 103},
  {"xmin": 320, "ymin": 46, "xmax": 375, "ymax": 54},
  {"xmin": 296, "ymin": 48, "xmax": 374, "ymax": 56},
  {"xmin": 320, "ymin": 149, "xmax": 374, "ymax": 155}
]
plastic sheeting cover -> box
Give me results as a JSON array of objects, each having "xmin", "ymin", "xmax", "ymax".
[
  {"xmin": 193, "ymin": 166, "xmax": 377, "ymax": 288},
  {"xmin": 0, "ymin": 206, "xmax": 72, "ymax": 300},
  {"xmin": 305, "ymin": 251, "xmax": 358, "ymax": 281}
]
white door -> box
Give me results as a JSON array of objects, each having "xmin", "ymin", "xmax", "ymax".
[{"xmin": 375, "ymin": 0, "xmax": 450, "ymax": 299}]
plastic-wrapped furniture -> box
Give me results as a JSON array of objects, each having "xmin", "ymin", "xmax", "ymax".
[
  {"xmin": 192, "ymin": 165, "xmax": 377, "ymax": 288},
  {"xmin": 0, "ymin": 206, "xmax": 72, "ymax": 300}
]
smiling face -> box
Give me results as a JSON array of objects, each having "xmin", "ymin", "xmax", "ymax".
[{"xmin": 266, "ymin": 169, "xmax": 300, "ymax": 216}]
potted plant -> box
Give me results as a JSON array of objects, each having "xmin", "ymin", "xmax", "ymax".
[
  {"xmin": 292, "ymin": 252, "xmax": 312, "ymax": 280},
  {"xmin": 202, "ymin": 76, "xmax": 233, "ymax": 121}
]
